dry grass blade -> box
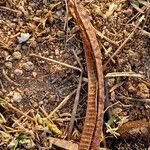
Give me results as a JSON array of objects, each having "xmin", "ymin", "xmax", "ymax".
[
  {"xmin": 47, "ymin": 90, "xmax": 76, "ymax": 119},
  {"xmin": 105, "ymin": 15, "xmax": 145, "ymax": 65},
  {"xmin": 141, "ymin": 29, "xmax": 150, "ymax": 37},
  {"xmin": 0, "ymin": 98, "xmax": 34, "ymax": 122},
  {"xmin": 105, "ymin": 72, "xmax": 144, "ymax": 78},
  {"xmin": 0, "ymin": 6, "xmax": 20, "ymax": 13},
  {"xmin": 116, "ymin": 95, "xmax": 150, "ymax": 104},
  {"xmin": 68, "ymin": 71, "xmax": 83, "ymax": 139},
  {"xmin": 137, "ymin": 0, "xmax": 150, "ymax": 7},
  {"xmin": 2, "ymin": 68, "xmax": 20, "ymax": 86},
  {"xmin": 95, "ymin": 28, "xmax": 119, "ymax": 46},
  {"xmin": 30, "ymin": 53, "xmax": 81, "ymax": 72},
  {"xmin": 47, "ymin": 137, "xmax": 78, "ymax": 150},
  {"xmin": 109, "ymin": 82, "xmax": 124, "ymax": 93},
  {"xmin": 130, "ymin": 1, "xmax": 144, "ymax": 13}
]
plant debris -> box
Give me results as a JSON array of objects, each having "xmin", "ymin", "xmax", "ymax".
[{"xmin": 0, "ymin": 0, "xmax": 150, "ymax": 149}]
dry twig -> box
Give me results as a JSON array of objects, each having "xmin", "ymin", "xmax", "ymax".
[
  {"xmin": 68, "ymin": 71, "xmax": 83, "ymax": 139},
  {"xmin": 47, "ymin": 90, "xmax": 76, "ymax": 119},
  {"xmin": 105, "ymin": 15, "xmax": 145, "ymax": 65},
  {"xmin": 116, "ymin": 95, "xmax": 150, "ymax": 104},
  {"xmin": 105, "ymin": 72, "xmax": 144, "ymax": 78},
  {"xmin": 2, "ymin": 68, "xmax": 20, "ymax": 86},
  {"xmin": 30, "ymin": 53, "xmax": 81, "ymax": 72}
]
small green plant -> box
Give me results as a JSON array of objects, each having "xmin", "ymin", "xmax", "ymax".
[
  {"xmin": 105, "ymin": 114, "xmax": 129, "ymax": 137},
  {"xmin": 9, "ymin": 133, "xmax": 29, "ymax": 150}
]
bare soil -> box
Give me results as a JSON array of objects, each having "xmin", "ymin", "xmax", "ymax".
[{"xmin": 0, "ymin": 0, "xmax": 150, "ymax": 149}]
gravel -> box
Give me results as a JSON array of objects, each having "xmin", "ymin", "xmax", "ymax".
[
  {"xmin": 12, "ymin": 51, "xmax": 22, "ymax": 60},
  {"xmin": 14, "ymin": 69, "xmax": 23, "ymax": 76},
  {"xmin": 5, "ymin": 61, "xmax": 13, "ymax": 69},
  {"xmin": 12, "ymin": 91, "xmax": 22, "ymax": 102},
  {"xmin": 22, "ymin": 61, "xmax": 35, "ymax": 71}
]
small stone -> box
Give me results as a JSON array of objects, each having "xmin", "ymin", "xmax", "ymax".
[
  {"xmin": 32, "ymin": 72, "xmax": 37, "ymax": 77},
  {"xmin": 32, "ymin": 101, "xmax": 38, "ymax": 108},
  {"xmin": 0, "ymin": 91, "xmax": 3, "ymax": 97},
  {"xmin": 103, "ymin": 41, "xmax": 109, "ymax": 48},
  {"xmin": 108, "ymin": 78, "xmax": 115, "ymax": 87},
  {"xmin": 57, "ymin": 30, "xmax": 64, "ymax": 37},
  {"xmin": 12, "ymin": 92, "xmax": 22, "ymax": 102},
  {"xmin": 12, "ymin": 51, "xmax": 22, "ymax": 60},
  {"xmin": 56, "ymin": 11, "xmax": 62, "ymax": 17},
  {"xmin": 39, "ymin": 101, "xmax": 44, "ymax": 105},
  {"xmin": 124, "ymin": 8, "xmax": 133, "ymax": 17},
  {"xmin": 22, "ymin": 61, "xmax": 34, "ymax": 71},
  {"xmin": 22, "ymin": 45, "xmax": 28, "ymax": 50},
  {"xmin": 10, "ymin": 74, "xmax": 15, "ymax": 78},
  {"xmin": 3, "ymin": 50, "xmax": 9, "ymax": 58},
  {"xmin": 112, "ymin": 107, "xmax": 122, "ymax": 115},
  {"xmin": 14, "ymin": 69, "xmax": 23, "ymax": 76},
  {"xmin": 5, "ymin": 62, "xmax": 13, "ymax": 69},
  {"xmin": 137, "ymin": 83, "xmax": 149, "ymax": 98}
]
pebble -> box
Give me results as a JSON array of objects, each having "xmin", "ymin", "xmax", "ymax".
[
  {"xmin": 32, "ymin": 101, "xmax": 38, "ymax": 108},
  {"xmin": 57, "ymin": 30, "xmax": 64, "ymax": 37},
  {"xmin": 0, "ymin": 91, "xmax": 3, "ymax": 97},
  {"xmin": 3, "ymin": 50, "xmax": 9, "ymax": 58},
  {"xmin": 137, "ymin": 83, "xmax": 149, "ymax": 98},
  {"xmin": 56, "ymin": 11, "xmax": 62, "ymax": 17},
  {"xmin": 22, "ymin": 45, "xmax": 28, "ymax": 50},
  {"xmin": 12, "ymin": 91, "xmax": 22, "ymax": 102},
  {"xmin": 103, "ymin": 41, "xmax": 109, "ymax": 48},
  {"xmin": 39, "ymin": 101, "xmax": 44, "ymax": 105},
  {"xmin": 22, "ymin": 61, "xmax": 35, "ymax": 71},
  {"xmin": 5, "ymin": 61, "xmax": 12, "ymax": 69},
  {"xmin": 14, "ymin": 69, "xmax": 23, "ymax": 76},
  {"xmin": 12, "ymin": 51, "xmax": 22, "ymax": 60},
  {"xmin": 32, "ymin": 72, "xmax": 37, "ymax": 77}
]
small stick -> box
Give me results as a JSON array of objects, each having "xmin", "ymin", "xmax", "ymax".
[
  {"xmin": 104, "ymin": 78, "xmax": 111, "ymax": 120},
  {"xmin": 71, "ymin": 48, "xmax": 83, "ymax": 69},
  {"xmin": 109, "ymin": 81, "xmax": 124, "ymax": 93},
  {"xmin": 64, "ymin": 0, "xmax": 69, "ymax": 51},
  {"xmin": 30, "ymin": 53, "xmax": 82, "ymax": 72},
  {"xmin": 6, "ymin": 102, "xmax": 35, "ymax": 122},
  {"xmin": 116, "ymin": 95, "xmax": 150, "ymax": 104},
  {"xmin": 39, "ymin": 106, "xmax": 49, "ymax": 118},
  {"xmin": 47, "ymin": 89, "xmax": 77, "ymax": 119},
  {"xmin": 104, "ymin": 101, "xmax": 120, "ymax": 114},
  {"xmin": 2, "ymin": 68, "xmax": 20, "ymax": 86},
  {"xmin": 101, "ymin": 42, "xmax": 116, "ymax": 63},
  {"xmin": 0, "ymin": 98, "xmax": 35, "ymax": 122},
  {"xmin": 141, "ymin": 29, "xmax": 150, "ymax": 37},
  {"xmin": 12, "ymin": 118, "xmax": 28, "ymax": 132},
  {"xmin": 7, "ymin": 129, "xmax": 26, "ymax": 133},
  {"xmin": 105, "ymin": 72, "xmax": 144, "ymax": 78},
  {"xmin": 94, "ymin": 28, "xmax": 119, "ymax": 47},
  {"xmin": 105, "ymin": 15, "xmax": 145, "ymax": 66},
  {"xmin": 68, "ymin": 71, "xmax": 83, "ymax": 139},
  {"xmin": 0, "ymin": 79, "xmax": 5, "ymax": 91},
  {"xmin": 0, "ymin": 6, "xmax": 19, "ymax": 13}
]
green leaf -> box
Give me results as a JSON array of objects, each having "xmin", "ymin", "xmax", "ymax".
[
  {"xmin": 16, "ymin": 133, "xmax": 29, "ymax": 141},
  {"xmin": 106, "ymin": 114, "xmax": 119, "ymax": 126}
]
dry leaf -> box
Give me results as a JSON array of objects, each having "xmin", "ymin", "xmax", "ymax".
[{"xmin": 47, "ymin": 137, "xmax": 78, "ymax": 150}]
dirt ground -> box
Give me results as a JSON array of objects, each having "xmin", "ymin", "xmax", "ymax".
[{"xmin": 0, "ymin": 0, "xmax": 150, "ymax": 149}]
